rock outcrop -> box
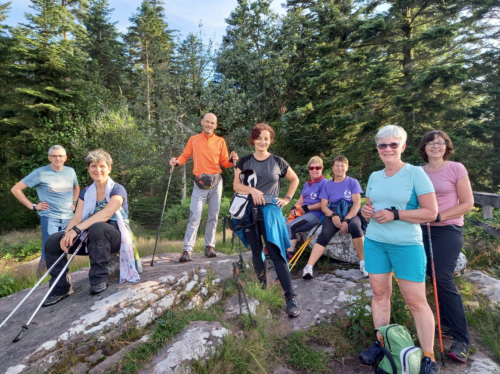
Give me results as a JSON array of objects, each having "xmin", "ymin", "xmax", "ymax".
[
  {"xmin": 462, "ymin": 270, "xmax": 500, "ymax": 307},
  {"xmin": 138, "ymin": 321, "xmax": 229, "ymax": 374},
  {"xmin": 297, "ymin": 229, "xmax": 360, "ymax": 264},
  {"xmin": 0, "ymin": 252, "xmax": 251, "ymax": 374}
]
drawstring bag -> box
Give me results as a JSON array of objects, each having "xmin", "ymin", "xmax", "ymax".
[{"xmin": 228, "ymin": 169, "xmax": 257, "ymax": 219}]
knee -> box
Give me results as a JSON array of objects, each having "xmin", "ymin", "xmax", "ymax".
[
  {"xmin": 348, "ymin": 220, "xmax": 364, "ymax": 238},
  {"xmin": 88, "ymin": 222, "xmax": 109, "ymax": 239},
  {"xmin": 406, "ymin": 297, "xmax": 429, "ymax": 314},
  {"xmin": 46, "ymin": 232, "xmax": 64, "ymax": 252},
  {"xmin": 372, "ymin": 288, "xmax": 391, "ymax": 303}
]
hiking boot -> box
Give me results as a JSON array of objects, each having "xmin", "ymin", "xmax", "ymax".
[
  {"xmin": 447, "ymin": 340, "xmax": 469, "ymax": 363},
  {"xmin": 90, "ymin": 282, "xmax": 108, "ymax": 295},
  {"xmin": 179, "ymin": 251, "xmax": 192, "ymax": 262},
  {"xmin": 302, "ymin": 264, "xmax": 313, "ymax": 279},
  {"xmin": 360, "ymin": 262, "xmax": 368, "ymax": 278},
  {"xmin": 286, "ymin": 298, "xmax": 300, "ymax": 318},
  {"xmin": 420, "ymin": 356, "xmax": 440, "ymax": 374},
  {"xmin": 42, "ymin": 288, "xmax": 74, "ymax": 307},
  {"xmin": 37, "ymin": 258, "xmax": 47, "ymax": 277},
  {"xmin": 204, "ymin": 246, "xmax": 217, "ymax": 258},
  {"xmin": 359, "ymin": 341, "xmax": 384, "ymax": 365}
]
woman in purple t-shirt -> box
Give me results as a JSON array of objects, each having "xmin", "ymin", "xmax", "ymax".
[
  {"xmin": 286, "ymin": 156, "xmax": 328, "ymax": 259},
  {"xmin": 418, "ymin": 130, "xmax": 474, "ymax": 363},
  {"xmin": 302, "ymin": 156, "xmax": 367, "ymax": 279}
]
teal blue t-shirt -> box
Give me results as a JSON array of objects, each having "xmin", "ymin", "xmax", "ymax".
[
  {"xmin": 22, "ymin": 165, "xmax": 78, "ymax": 219},
  {"xmin": 365, "ymin": 164, "xmax": 435, "ymax": 246}
]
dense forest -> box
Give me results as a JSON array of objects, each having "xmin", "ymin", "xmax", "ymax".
[{"xmin": 0, "ymin": 0, "xmax": 499, "ymax": 233}]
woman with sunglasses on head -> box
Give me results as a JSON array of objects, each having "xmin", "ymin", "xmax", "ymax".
[
  {"xmin": 359, "ymin": 125, "xmax": 439, "ymax": 374},
  {"xmin": 286, "ymin": 156, "xmax": 328, "ymax": 260},
  {"xmin": 301, "ymin": 155, "xmax": 366, "ymax": 278},
  {"xmin": 418, "ymin": 130, "xmax": 473, "ymax": 363},
  {"xmin": 233, "ymin": 123, "xmax": 301, "ymax": 318}
]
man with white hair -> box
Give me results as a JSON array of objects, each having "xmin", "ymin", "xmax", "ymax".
[
  {"xmin": 170, "ymin": 113, "xmax": 238, "ymax": 262},
  {"xmin": 11, "ymin": 145, "xmax": 80, "ymax": 273}
]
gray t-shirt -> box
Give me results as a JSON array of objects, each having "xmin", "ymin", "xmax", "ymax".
[
  {"xmin": 22, "ymin": 165, "xmax": 78, "ymax": 219},
  {"xmin": 236, "ymin": 154, "xmax": 289, "ymax": 196}
]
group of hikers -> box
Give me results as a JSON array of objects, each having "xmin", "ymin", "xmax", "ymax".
[{"xmin": 11, "ymin": 112, "xmax": 474, "ymax": 374}]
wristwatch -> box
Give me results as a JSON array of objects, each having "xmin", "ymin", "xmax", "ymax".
[
  {"xmin": 71, "ymin": 226, "xmax": 82, "ymax": 235},
  {"xmin": 329, "ymin": 212, "xmax": 338, "ymax": 218},
  {"xmin": 32, "ymin": 203, "xmax": 37, "ymax": 211},
  {"xmin": 73, "ymin": 201, "xmax": 77, "ymax": 205},
  {"xmin": 342, "ymin": 218, "xmax": 351, "ymax": 224}
]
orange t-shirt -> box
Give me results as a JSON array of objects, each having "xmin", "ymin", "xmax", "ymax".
[{"xmin": 177, "ymin": 132, "xmax": 233, "ymax": 176}]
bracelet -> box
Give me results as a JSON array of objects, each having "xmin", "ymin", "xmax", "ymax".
[
  {"xmin": 71, "ymin": 226, "xmax": 82, "ymax": 235},
  {"xmin": 435, "ymin": 213, "xmax": 441, "ymax": 223},
  {"xmin": 342, "ymin": 218, "xmax": 351, "ymax": 224},
  {"xmin": 329, "ymin": 212, "xmax": 338, "ymax": 218},
  {"xmin": 32, "ymin": 203, "xmax": 37, "ymax": 211},
  {"xmin": 284, "ymin": 195, "xmax": 292, "ymax": 201},
  {"xmin": 302, "ymin": 205, "xmax": 310, "ymax": 213}
]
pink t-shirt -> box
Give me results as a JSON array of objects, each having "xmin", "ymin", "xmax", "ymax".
[{"xmin": 422, "ymin": 161, "xmax": 468, "ymax": 226}]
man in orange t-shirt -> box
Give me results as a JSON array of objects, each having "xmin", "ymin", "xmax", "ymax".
[{"xmin": 170, "ymin": 113, "xmax": 238, "ymax": 262}]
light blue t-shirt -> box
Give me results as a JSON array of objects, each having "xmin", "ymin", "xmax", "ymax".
[
  {"xmin": 22, "ymin": 165, "xmax": 78, "ymax": 219},
  {"xmin": 365, "ymin": 164, "xmax": 434, "ymax": 246}
]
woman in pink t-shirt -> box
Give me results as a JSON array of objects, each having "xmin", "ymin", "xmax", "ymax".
[{"xmin": 418, "ymin": 130, "xmax": 474, "ymax": 363}]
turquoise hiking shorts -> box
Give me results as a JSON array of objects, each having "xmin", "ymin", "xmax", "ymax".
[{"xmin": 364, "ymin": 237, "xmax": 427, "ymax": 282}]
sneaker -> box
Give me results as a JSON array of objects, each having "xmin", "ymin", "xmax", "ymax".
[
  {"xmin": 286, "ymin": 298, "xmax": 300, "ymax": 317},
  {"xmin": 302, "ymin": 264, "xmax": 313, "ymax": 279},
  {"xmin": 204, "ymin": 246, "xmax": 217, "ymax": 258},
  {"xmin": 447, "ymin": 340, "xmax": 469, "ymax": 363},
  {"xmin": 37, "ymin": 259, "xmax": 47, "ymax": 277},
  {"xmin": 179, "ymin": 251, "xmax": 192, "ymax": 262},
  {"xmin": 360, "ymin": 262, "xmax": 368, "ymax": 277},
  {"xmin": 359, "ymin": 341, "xmax": 384, "ymax": 365},
  {"xmin": 42, "ymin": 288, "xmax": 74, "ymax": 307},
  {"xmin": 420, "ymin": 356, "xmax": 440, "ymax": 374},
  {"xmin": 90, "ymin": 282, "xmax": 108, "ymax": 295}
]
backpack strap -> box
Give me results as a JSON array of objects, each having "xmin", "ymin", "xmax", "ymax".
[{"xmin": 374, "ymin": 330, "xmax": 397, "ymax": 374}]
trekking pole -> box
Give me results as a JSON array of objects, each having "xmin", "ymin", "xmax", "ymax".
[
  {"xmin": 151, "ymin": 165, "xmax": 175, "ymax": 266},
  {"xmin": 12, "ymin": 231, "xmax": 89, "ymax": 342},
  {"xmin": 427, "ymin": 222, "xmax": 445, "ymax": 367},
  {"xmin": 288, "ymin": 223, "xmax": 321, "ymax": 270},
  {"xmin": 233, "ymin": 262, "xmax": 256, "ymax": 328},
  {"xmin": 0, "ymin": 252, "xmax": 67, "ymax": 331}
]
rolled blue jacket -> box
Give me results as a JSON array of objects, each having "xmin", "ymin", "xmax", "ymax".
[{"xmin": 232, "ymin": 201, "xmax": 291, "ymax": 263}]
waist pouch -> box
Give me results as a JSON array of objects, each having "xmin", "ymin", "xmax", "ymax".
[{"xmin": 195, "ymin": 173, "xmax": 222, "ymax": 190}]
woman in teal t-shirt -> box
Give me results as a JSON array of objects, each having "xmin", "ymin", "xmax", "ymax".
[{"xmin": 359, "ymin": 125, "xmax": 440, "ymax": 374}]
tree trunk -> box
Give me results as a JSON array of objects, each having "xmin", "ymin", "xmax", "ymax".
[
  {"xmin": 182, "ymin": 164, "xmax": 187, "ymax": 200},
  {"xmin": 402, "ymin": 7, "xmax": 414, "ymax": 127},
  {"xmin": 493, "ymin": 64, "xmax": 500, "ymax": 190},
  {"xmin": 146, "ymin": 51, "xmax": 151, "ymax": 122}
]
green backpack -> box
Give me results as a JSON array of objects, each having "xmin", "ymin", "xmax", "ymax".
[{"xmin": 375, "ymin": 324, "xmax": 422, "ymax": 374}]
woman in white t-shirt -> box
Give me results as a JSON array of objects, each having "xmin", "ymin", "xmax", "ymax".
[{"xmin": 418, "ymin": 130, "xmax": 474, "ymax": 363}]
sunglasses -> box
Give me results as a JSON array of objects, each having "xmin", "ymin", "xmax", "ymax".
[
  {"xmin": 308, "ymin": 166, "xmax": 323, "ymax": 171},
  {"xmin": 376, "ymin": 142, "xmax": 400, "ymax": 150}
]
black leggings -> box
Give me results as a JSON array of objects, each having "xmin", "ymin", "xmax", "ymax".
[
  {"xmin": 316, "ymin": 215, "xmax": 364, "ymax": 247},
  {"xmin": 45, "ymin": 222, "xmax": 121, "ymax": 296},
  {"xmin": 422, "ymin": 225, "xmax": 470, "ymax": 344},
  {"xmin": 243, "ymin": 220, "xmax": 295, "ymax": 299}
]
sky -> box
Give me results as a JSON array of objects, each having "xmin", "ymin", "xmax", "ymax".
[{"xmin": 3, "ymin": 0, "xmax": 287, "ymax": 46}]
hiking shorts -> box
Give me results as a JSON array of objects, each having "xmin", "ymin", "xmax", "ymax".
[{"xmin": 364, "ymin": 237, "xmax": 427, "ymax": 282}]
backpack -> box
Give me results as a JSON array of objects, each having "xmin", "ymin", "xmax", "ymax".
[
  {"xmin": 228, "ymin": 169, "xmax": 257, "ymax": 219},
  {"xmin": 375, "ymin": 324, "xmax": 422, "ymax": 374}
]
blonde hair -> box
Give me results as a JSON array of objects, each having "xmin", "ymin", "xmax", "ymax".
[
  {"xmin": 85, "ymin": 149, "xmax": 113, "ymax": 168},
  {"xmin": 307, "ymin": 156, "xmax": 323, "ymax": 168}
]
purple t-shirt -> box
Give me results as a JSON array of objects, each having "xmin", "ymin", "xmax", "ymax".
[
  {"xmin": 319, "ymin": 177, "xmax": 363, "ymax": 204},
  {"xmin": 300, "ymin": 177, "xmax": 329, "ymax": 218}
]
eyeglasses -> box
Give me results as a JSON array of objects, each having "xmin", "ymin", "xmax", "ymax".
[
  {"xmin": 308, "ymin": 166, "xmax": 323, "ymax": 171},
  {"xmin": 426, "ymin": 141, "xmax": 446, "ymax": 148},
  {"xmin": 49, "ymin": 155, "xmax": 66, "ymax": 158},
  {"xmin": 376, "ymin": 143, "xmax": 400, "ymax": 150}
]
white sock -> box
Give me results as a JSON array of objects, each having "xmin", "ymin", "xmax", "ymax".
[{"xmin": 359, "ymin": 260, "xmax": 365, "ymax": 266}]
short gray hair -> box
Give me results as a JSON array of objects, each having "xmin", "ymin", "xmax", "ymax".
[
  {"xmin": 48, "ymin": 145, "xmax": 66, "ymax": 155},
  {"xmin": 375, "ymin": 125, "xmax": 407, "ymax": 144},
  {"xmin": 85, "ymin": 149, "xmax": 113, "ymax": 168}
]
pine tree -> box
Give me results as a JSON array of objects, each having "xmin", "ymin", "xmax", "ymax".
[{"xmin": 83, "ymin": 0, "xmax": 127, "ymax": 91}]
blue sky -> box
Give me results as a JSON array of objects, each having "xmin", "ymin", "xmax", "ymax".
[{"xmin": 3, "ymin": 0, "xmax": 286, "ymax": 46}]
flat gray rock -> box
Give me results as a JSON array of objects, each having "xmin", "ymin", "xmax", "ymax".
[
  {"xmin": 441, "ymin": 351, "xmax": 500, "ymax": 374},
  {"xmin": 0, "ymin": 251, "xmax": 251, "ymax": 374},
  {"xmin": 223, "ymin": 294, "xmax": 259, "ymax": 318},
  {"xmin": 138, "ymin": 321, "xmax": 229, "ymax": 374},
  {"xmin": 462, "ymin": 270, "xmax": 500, "ymax": 307}
]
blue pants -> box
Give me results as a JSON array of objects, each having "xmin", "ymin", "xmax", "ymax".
[{"xmin": 40, "ymin": 216, "xmax": 71, "ymax": 260}]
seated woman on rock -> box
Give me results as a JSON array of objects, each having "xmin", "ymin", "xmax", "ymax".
[
  {"xmin": 286, "ymin": 156, "xmax": 328, "ymax": 259},
  {"xmin": 302, "ymin": 155, "xmax": 367, "ymax": 279},
  {"xmin": 42, "ymin": 149, "xmax": 140, "ymax": 306}
]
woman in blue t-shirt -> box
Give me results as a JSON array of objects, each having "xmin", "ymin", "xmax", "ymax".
[
  {"xmin": 42, "ymin": 149, "xmax": 139, "ymax": 307},
  {"xmin": 286, "ymin": 156, "xmax": 328, "ymax": 259},
  {"xmin": 302, "ymin": 156, "xmax": 366, "ymax": 279},
  {"xmin": 359, "ymin": 125, "xmax": 439, "ymax": 374}
]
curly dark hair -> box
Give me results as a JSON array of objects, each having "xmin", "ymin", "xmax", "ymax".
[
  {"xmin": 249, "ymin": 123, "xmax": 275, "ymax": 145},
  {"xmin": 418, "ymin": 130, "xmax": 454, "ymax": 163}
]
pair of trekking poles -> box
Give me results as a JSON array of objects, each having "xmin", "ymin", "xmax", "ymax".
[{"xmin": 0, "ymin": 231, "xmax": 90, "ymax": 342}]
